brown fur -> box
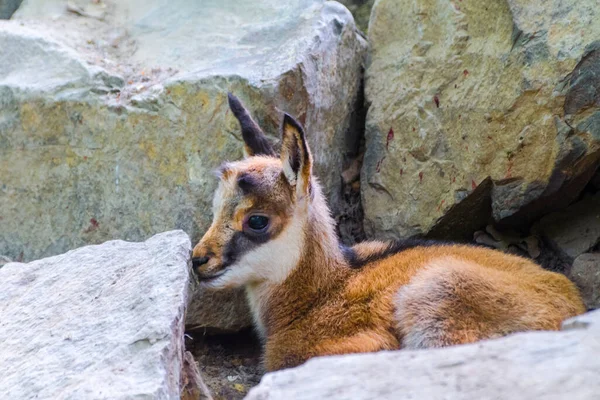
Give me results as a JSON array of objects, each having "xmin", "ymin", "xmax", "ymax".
[
  {"xmin": 262, "ymin": 241, "xmax": 584, "ymax": 370},
  {"xmin": 192, "ymin": 95, "xmax": 586, "ymax": 372}
]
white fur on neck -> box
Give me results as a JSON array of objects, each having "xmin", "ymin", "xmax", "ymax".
[
  {"xmin": 240, "ymin": 204, "xmax": 309, "ymax": 337},
  {"xmin": 202, "ymin": 202, "xmax": 307, "ymax": 336},
  {"xmin": 245, "ymin": 282, "xmax": 273, "ymax": 338}
]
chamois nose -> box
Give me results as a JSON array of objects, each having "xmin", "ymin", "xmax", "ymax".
[{"xmin": 192, "ymin": 256, "xmax": 210, "ymax": 271}]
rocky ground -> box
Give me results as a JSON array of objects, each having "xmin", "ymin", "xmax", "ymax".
[{"xmin": 186, "ymin": 330, "xmax": 263, "ymax": 400}]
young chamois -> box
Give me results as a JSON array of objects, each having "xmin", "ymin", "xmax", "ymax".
[{"xmin": 192, "ymin": 93, "xmax": 586, "ymax": 372}]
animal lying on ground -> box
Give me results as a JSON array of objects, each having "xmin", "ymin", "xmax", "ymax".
[{"xmin": 191, "ymin": 93, "xmax": 586, "ymax": 372}]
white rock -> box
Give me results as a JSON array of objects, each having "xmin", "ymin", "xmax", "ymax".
[
  {"xmin": 0, "ymin": 230, "xmax": 193, "ymax": 400},
  {"xmin": 246, "ymin": 310, "xmax": 600, "ymax": 400},
  {"xmin": 0, "ymin": 24, "xmax": 115, "ymax": 93}
]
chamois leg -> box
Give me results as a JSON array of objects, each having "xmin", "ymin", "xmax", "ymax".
[
  {"xmin": 264, "ymin": 330, "xmax": 399, "ymax": 371},
  {"xmin": 394, "ymin": 257, "xmax": 584, "ymax": 349},
  {"xmin": 313, "ymin": 330, "xmax": 400, "ymax": 356}
]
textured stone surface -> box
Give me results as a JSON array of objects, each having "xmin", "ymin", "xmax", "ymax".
[
  {"xmin": 362, "ymin": 0, "xmax": 600, "ymax": 240},
  {"xmin": 338, "ymin": 0, "xmax": 374, "ymax": 32},
  {"xmin": 187, "ymin": 288, "xmax": 253, "ymax": 334},
  {"xmin": 0, "ymin": 0, "xmax": 366, "ymax": 260},
  {"xmin": 246, "ymin": 310, "xmax": 600, "ymax": 400},
  {"xmin": 0, "ymin": 0, "xmax": 366, "ymax": 331},
  {"xmin": 0, "ymin": 230, "xmax": 194, "ymax": 399},
  {"xmin": 569, "ymin": 253, "xmax": 600, "ymax": 310},
  {"xmin": 0, "ymin": 0, "xmax": 21, "ymax": 19},
  {"xmin": 534, "ymin": 192, "xmax": 600, "ymax": 259}
]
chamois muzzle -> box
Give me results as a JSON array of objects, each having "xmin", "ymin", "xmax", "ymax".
[{"xmin": 192, "ymin": 256, "xmax": 210, "ymax": 272}]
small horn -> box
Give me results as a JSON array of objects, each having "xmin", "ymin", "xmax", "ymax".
[{"xmin": 227, "ymin": 93, "xmax": 275, "ymax": 157}]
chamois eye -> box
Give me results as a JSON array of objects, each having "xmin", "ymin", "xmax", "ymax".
[{"xmin": 247, "ymin": 215, "xmax": 269, "ymax": 232}]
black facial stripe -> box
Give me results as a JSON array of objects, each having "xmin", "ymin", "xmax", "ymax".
[
  {"xmin": 342, "ymin": 239, "xmax": 454, "ymax": 269},
  {"xmin": 222, "ymin": 231, "xmax": 272, "ymax": 267}
]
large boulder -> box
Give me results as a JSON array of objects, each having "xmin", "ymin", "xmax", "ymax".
[
  {"xmin": 362, "ymin": 0, "xmax": 600, "ymax": 240},
  {"xmin": 186, "ymin": 288, "xmax": 254, "ymax": 334},
  {"xmin": 246, "ymin": 310, "xmax": 600, "ymax": 400},
  {"xmin": 0, "ymin": 230, "xmax": 207, "ymax": 399},
  {"xmin": 0, "ymin": 0, "xmax": 367, "ymax": 331}
]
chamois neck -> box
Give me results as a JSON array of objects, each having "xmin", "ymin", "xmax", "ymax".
[
  {"xmin": 296, "ymin": 184, "xmax": 346, "ymax": 285},
  {"xmin": 244, "ymin": 182, "xmax": 346, "ymax": 339}
]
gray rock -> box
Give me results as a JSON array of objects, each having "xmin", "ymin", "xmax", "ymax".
[
  {"xmin": 0, "ymin": 0, "xmax": 22, "ymax": 19},
  {"xmin": 0, "ymin": 0, "xmax": 366, "ymax": 331},
  {"xmin": 246, "ymin": 310, "xmax": 600, "ymax": 400},
  {"xmin": 0, "ymin": 254, "xmax": 12, "ymax": 266},
  {"xmin": 0, "ymin": 230, "xmax": 196, "ymax": 399},
  {"xmin": 569, "ymin": 253, "xmax": 600, "ymax": 310},
  {"xmin": 186, "ymin": 288, "xmax": 253, "ymax": 334},
  {"xmin": 337, "ymin": 0, "xmax": 374, "ymax": 32},
  {"xmin": 362, "ymin": 0, "xmax": 600, "ymax": 240},
  {"xmin": 0, "ymin": 24, "xmax": 115, "ymax": 92},
  {"xmin": 534, "ymin": 192, "xmax": 600, "ymax": 260}
]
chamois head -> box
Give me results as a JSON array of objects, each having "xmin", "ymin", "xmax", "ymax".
[{"xmin": 192, "ymin": 93, "xmax": 314, "ymax": 288}]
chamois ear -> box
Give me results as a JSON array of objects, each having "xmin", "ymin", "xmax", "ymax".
[
  {"xmin": 227, "ymin": 93, "xmax": 275, "ymax": 157},
  {"xmin": 280, "ymin": 113, "xmax": 312, "ymax": 198}
]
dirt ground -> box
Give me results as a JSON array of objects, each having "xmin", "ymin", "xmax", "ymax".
[{"xmin": 186, "ymin": 329, "xmax": 264, "ymax": 400}]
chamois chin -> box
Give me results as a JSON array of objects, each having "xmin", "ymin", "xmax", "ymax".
[{"xmin": 192, "ymin": 93, "xmax": 586, "ymax": 372}]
